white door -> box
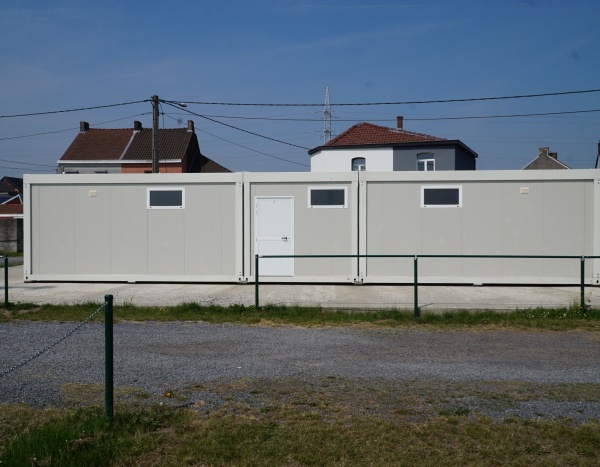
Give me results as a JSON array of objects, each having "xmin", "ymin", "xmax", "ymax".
[{"xmin": 255, "ymin": 197, "xmax": 294, "ymax": 276}]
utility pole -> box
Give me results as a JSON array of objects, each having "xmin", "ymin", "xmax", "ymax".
[{"xmin": 151, "ymin": 95, "xmax": 160, "ymax": 173}]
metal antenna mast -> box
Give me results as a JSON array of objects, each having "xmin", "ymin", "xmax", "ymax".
[{"xmin": 323, "ymin": 87, "xmax": 332, "ymax": 143}]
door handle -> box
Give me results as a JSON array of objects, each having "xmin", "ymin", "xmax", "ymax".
[{"xmin": 282, "ymin": 236, "xmax": 288, "ymax": 241}]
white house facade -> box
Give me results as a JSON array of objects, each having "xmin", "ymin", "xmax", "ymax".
[{"xmin": 310, "ymin": 118, "xmax": 477, "ymax": 173}]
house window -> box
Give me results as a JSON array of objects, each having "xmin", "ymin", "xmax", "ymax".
[
  {"xmin": 147, "ymin": 187, "xmax": 185, "ymax": 209},
  {"xmin": 417, "ymin": 153, "xmax": 435, "ymax": 171},
  {"xmin": 308, "ymin": 187, "xmax": 347, "ymax": 208},
  {"xmin": 351, "ymin": 157, "xmax": 366, "ymax": 171},
  {"xmin": 421, "ymin": 186, "xmax": 462, "ymax": 208}
]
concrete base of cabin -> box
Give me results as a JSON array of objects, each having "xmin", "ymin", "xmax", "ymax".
[{"xmin": 7, "ymin": 265, "xmax": 599, "ymax": 310}]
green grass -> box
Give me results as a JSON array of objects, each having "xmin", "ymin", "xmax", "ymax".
[
  {"xmin": 1, "ymin": 403, "xmax": 598, "ymax": 466},
  {"xmin": 1, "ymin": 301, "xmax": 599, "ymax": 330},
  {"xmin": 0, "ymin": 251, "xmax": 23, "ymax": 258},
  {"xmin": 0, "ymin": 405, "xmax": 182, "ymax": 467}
]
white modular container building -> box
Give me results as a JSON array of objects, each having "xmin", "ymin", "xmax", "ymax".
[
  {"xmin": 25, "ymin": 173, "xmax": 244, "ymax": 283},
  {"xmin": 24, "ymin": 169, "xmax": 600, "ymax": 285}
]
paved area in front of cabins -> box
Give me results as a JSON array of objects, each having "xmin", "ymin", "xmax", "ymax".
[{"xmin": 5, "ymin": 265, "xmax": 599, "ymax": 310}]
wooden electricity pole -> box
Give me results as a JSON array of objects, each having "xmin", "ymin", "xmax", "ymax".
[{"xmin": 152, "ymin": 95, "xmax": 160, "ymax": 173}]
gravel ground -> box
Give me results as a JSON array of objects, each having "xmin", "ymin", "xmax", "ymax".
[{"xmin": 1, "ymin": 322, "xmax": 599, "ymax": 423}]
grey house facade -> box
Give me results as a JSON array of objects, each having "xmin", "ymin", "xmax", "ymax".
[{"xmin": 392, "ymin": 141, "xmax": 477, "ymax": 171}]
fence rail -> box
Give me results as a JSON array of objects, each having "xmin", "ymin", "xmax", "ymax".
[{"xmin": 255, "ymin": 254, "xmax": 600, "ymax": 315}]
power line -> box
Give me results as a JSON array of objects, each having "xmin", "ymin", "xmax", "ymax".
[
  {"xmin": 1, "ymin": 87, "xmax": 598, "ymax": 120},
  {"xmin": 0, "ymin": 158, "xmax": 55, "ymax": 168},
  {"xmin": 0, "ymin": 164, "xmax": 52, "ymax": 172},
  {"xmin": 175, "ymin": 87, "xmax": 600, "ymax": 107},
  {"xmin": 0, "ymin": 100, "xmax": 148, "ymax": 119},
  {"xmin": 162, "ymin": 113, "xmax": 309, "ymax": 168},
  {"xmin": 164, "ymin": 108, "xmax": 600, "ymax": 123},
  {"xmin": 408, "ymin": 109, "xmax": 600, "ymax": 121},
  {"xmin": 162, "ymin": 102, "xmax": 310, "ymax": 150},
  {"xmin": 0, "ymin": 113, "xmax": 151, "ymax": 142}
]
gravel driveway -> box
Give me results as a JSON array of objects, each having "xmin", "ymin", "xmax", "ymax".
[{"xmin": 1, "ymin": 322, "xmax": 599, "ymax": 423}]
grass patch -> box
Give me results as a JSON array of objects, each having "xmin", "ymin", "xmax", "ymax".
[
  {"xmin": 0, "ymin": 251, "xmax": 23, "ymax": 258},
  {"xmin": 1, "ymin": 301, "xmax": 599, "ymax": 330},
  {"xmin": 0, "ymin": 405, "xmax": 182, "ymax": 466},
  {"xmin": 1, "ymin": 403, "xmax": 598, "ymax": 466}
]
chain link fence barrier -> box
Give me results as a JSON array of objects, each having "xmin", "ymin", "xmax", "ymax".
[{"xmin": 0, "ymin": 301, "xmax": 106, "ymax": 379}]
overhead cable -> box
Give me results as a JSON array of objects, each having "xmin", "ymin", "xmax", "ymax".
[
  {"xmin": 0, "ymin": 113, "xmax": 151, "ymax": 142},
  {"xmin": 0, "ymin": 158, "xmax": 55, "ymax": 168},
  {"xmin": 0, "ymin": 100, "xmax": 148, "ymax": 119},
  {"xmin": 162, "ymin": 102, "xmax": 310, "ymax": 150},
  {"xmin": 174, "ymin": 87, "xmax": 600, "ymax": 107},
  {"xmin": 164, "ymin": 108, "xmax": 600, "ymax": 123},
  {"xmin": 162, "ymin": 112, "xmax": 309, "ymax": 168}
]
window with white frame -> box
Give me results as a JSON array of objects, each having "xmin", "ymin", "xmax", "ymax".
[
  {"xmin": 351, "ymin": 157, "xmax": 366, "ymax": 171},
  {"xmin": 308, "ymin": 186, "xmax": 348, "ymax": 208},
  {"xmin": 417, "ymin": 153, "xmax": 435, "ymax": 171},
  {"xmin": 147, "ymin": 187, "xmax": 185, "ymax": 209},
  {"xmin": 421, "ymin": 186, "xmax": 462, "ymax": 208}
]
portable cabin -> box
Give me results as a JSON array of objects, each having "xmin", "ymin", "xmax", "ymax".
[{"xmin": 24, "ymin": 170, "xmax": 600, "ymax": 285}]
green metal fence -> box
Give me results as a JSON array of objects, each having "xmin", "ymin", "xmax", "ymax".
[{"xmin": 254, "ymin": 254, "xmax": 600, "ymax": 316}]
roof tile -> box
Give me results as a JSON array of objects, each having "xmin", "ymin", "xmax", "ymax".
[
  {"xmin": 325, "ymin": 122, "xmax": 445, "ymax": 147},
  {"xmin": 59, "ymin": 124, "xmax": 231, "ymax": 172},
  {"xmin": 123, "ymin": 128, "xmax": 192, "ymax": 161},
  {"xmin": 0, "ymin": 204, "xmax": 23, "ymax": 215},
  {"xmin": 60, "ymin": 129, "xmax": 133, "ymax": 161}
]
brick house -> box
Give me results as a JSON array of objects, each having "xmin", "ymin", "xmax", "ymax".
[{"xmin": 58, "ymin": 120, "xmax": 230, "ymax": 174}]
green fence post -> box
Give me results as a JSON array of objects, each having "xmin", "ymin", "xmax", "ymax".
[
  {"xmin": 413, "ymin": 255, "xmax": 420, "ymax": 318},
  {"xmin": 580, "ymin": 257, "xmax": 586, "ymax": 311},
  {"xmin": 4, "ymin": 256, "xmax": 8, "ymax": 307},
  {"xmin": 104, "ymin": 294, "xmax": 114, "ymax": 420},
  {"xmin": 255, "ymin": 255, "xmax": 260, "ymax": 310}
]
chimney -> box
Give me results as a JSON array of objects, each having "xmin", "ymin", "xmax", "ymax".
[
  {"xmin": 80, "ymin": 121, "xmax": 89, "ymax": 132},
  {"xmin": 548, "ymin": 151, "xmax": 558, "ymax": 160},
  {"xmin": 396, "ymin": 116, "xmax": 403, "ymax": 129},
  {"xmin": 133, "ymin": 121, "xmax": 142, "ymax": 131},
  {"xmin": 538, "ymin": 147, "xmax": 549, "ymax": 158},
  {"xmin": 187, "ymin": 120, "xmax": 195, "ymax": 133}
]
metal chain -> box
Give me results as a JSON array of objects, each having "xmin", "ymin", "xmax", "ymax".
[{"xmin": 0, "ymin": 302, "xmax": 106, "ymax": 379}]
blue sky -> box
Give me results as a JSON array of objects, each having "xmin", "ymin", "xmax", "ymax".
[{"xmin": 1, "ymin": 0, "xmax": 599, "ymax": 176}]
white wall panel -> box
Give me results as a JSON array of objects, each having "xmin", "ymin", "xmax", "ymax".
[
  {"xmin": 110, "ymin": 185, "xmax": 148, "ymax": 275},
  {"xmin": 74, "ymin": 185, "xmax": 111, "ymax": 274},
  {"xmin": 147, "ymin": 209, "xmax": 186, "ymax": 275},
  {"xmin": 32, "ymin": 185, "xmax": 75, "ymax": 274},
  {"xmin": 183, "ymin": 183, "xmax": 236, "ymax": 275}
]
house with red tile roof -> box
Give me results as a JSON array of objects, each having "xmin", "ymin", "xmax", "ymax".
[
  {"xmin": 58, "ymin": 120, "xmax": 230, "ymax": 174},
  {"xmin": 308, "ymin": 117, "xmax": 477, "ymax": 172}
]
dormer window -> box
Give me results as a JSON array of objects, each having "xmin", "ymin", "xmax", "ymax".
[
  {"xmin": 417, "ymin": 153, "xmax": 435, "ymax": 171},
  {"xmin": 352, "ymin": 157, "xmax": 366, "ymax": 171}
]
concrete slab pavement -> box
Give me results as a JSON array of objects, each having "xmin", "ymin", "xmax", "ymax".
[{"xmin": 4, "ymin": 265, "xmax": 599, "ymax": 310}]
